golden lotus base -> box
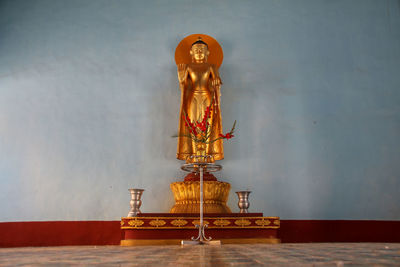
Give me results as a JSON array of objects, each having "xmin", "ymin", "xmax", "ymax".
[{"xmin": 170, "ymin": 181, "xmax": 231, "ymax": 213}]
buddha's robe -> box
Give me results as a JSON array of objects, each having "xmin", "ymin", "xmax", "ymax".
[{"xmin": 177, "ymin": 63, "xmax": 223, "ymax": 162}]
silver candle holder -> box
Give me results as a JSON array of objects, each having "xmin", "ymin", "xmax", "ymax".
[
  {"xmin": 235, "ymin": 191, "xmax": 251, "ymax": 213},
  {"xmin": 127, "ymin": 189, "xmax": 144, "ymax": 217}
]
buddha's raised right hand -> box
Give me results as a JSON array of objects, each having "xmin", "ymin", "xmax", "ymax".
[{"xmin": 177, "ymin": 63, "xmax": 187, "ymax": 84}]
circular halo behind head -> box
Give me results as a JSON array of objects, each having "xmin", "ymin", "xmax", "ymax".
[{"xmin": 175, "ymin": 34, "xmax": 223, "ymax": 68}]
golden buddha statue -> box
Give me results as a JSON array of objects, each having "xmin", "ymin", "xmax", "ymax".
[
  {"xmin": 176, "ymin": 37, "xmax": 223, "ymax": 163},
  {"xmin": 170, "ymin": 34, "xmax": 231, "ymax": 214}
]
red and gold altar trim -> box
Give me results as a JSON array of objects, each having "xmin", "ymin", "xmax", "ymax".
[
  {"xmin": 121, "ymin": 216, "xmax": 280, "ymax": 230},
  {"xmin": 120, "ymin": 213, "xmax": 280, "ymax": 245}
]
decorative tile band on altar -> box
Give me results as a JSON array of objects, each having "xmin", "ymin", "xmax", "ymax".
[{"xmin": 121, "ymin": 217, "xmax": 280, "ymax": 229}]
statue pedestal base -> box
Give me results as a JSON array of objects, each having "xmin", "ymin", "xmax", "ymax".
[
  {"xmin": 170, "ymin": 180, "xmax": 231, "ymax": 213},
  {"xmin": 181, "ymin": 240, "xmax": 222, "ymax": 246},
  {"xmin": 120, "ymin": 213, "xmax": 280, "ymax": 246}
]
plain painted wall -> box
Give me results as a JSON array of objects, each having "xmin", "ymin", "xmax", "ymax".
[{"xmin": 1, "ymin": 0, "xmax": 400, "ymax": 221}]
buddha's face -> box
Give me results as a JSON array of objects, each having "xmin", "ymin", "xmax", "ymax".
[{"xmin": 190, "ymin": 43, "xmax": 209, "ymax": 63}]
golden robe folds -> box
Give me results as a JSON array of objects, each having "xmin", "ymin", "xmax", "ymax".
[{"xmin": 177, "ymin": 62, "xmax": 224, "ymax": 162}]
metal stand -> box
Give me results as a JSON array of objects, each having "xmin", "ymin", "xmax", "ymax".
[{"xmin": 180, "ymin": 156, "xmax": 222, "ymax": 246}]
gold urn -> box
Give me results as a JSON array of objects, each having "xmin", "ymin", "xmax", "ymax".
[{"xmin": 170, "ymin": 180, "xmax": 231, "ymax": 213}]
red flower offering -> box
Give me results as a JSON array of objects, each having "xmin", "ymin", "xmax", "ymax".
[{"xmin": 181, "ymin": 97, "xmax": 236, "ymax": 145}]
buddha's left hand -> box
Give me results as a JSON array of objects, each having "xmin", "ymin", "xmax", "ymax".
[{"xmin": 211, "ymin": 78, "xmax": 221, "ymax": 89}]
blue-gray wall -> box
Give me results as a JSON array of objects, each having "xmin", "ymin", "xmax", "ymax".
[{"xmin": 1, "ymin": 0, "xmax": 399, "ymax": 221}]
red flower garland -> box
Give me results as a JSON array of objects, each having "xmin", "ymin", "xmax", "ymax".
[{"xmin": 182, "ymin": 98, "xmax": 236, "ymax": 144}]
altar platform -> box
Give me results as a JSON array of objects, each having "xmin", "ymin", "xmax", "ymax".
[{"xmin": 121, "ymin": 213, "xmax": 280, "ymax": 245}]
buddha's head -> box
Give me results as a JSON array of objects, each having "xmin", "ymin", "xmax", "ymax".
[{"xmin": 190, "ymin": 37, "xmax": 209, "ymax": 63}]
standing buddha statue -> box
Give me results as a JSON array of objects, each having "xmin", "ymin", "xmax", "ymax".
[
  {"xmin": 170, "ymin": 34, "xmax": 231, "ymax": 214},
  {"xmin": 176, "ymin": 37, "xmax": 224, "ymax": 163}
]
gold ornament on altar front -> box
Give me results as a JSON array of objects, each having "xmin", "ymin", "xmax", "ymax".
[
  {"xmin": 234, "ymin": 219, "xmax": 252, "ymax": 227},
  {"xmin": 128, "ymin": 219, "xmax": 144, "ymax": 227},
  {"xmin": 149, "ymin": 219, "xmax": 166, "ymax": 227},
  {"xmin": 170, "ymin": 219, "xmax": 188, "ymax": 227},
  {"xmin": 192, "ymin": 220, "xmax": 210, "ymax": 226},
  {"xmin": 255, "ymin": 219, "xmax": 271, "ymax": 226},
  {"xmin": 213, "ymin": 219, "xmax": 231, "ymax": 227}
]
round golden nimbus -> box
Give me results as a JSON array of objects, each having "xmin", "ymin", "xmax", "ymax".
[{"xmin": 175, "ymin": 33, "xmax": 223, "ymax": 68}]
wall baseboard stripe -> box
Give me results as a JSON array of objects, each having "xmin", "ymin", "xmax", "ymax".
[
  {"xmin": 0, "ymin": 221, "xmax": 121, "ymax": 247},
  {"xmin": 1, "ymin": 220, "xmax": 399, "ymax": 247},
  {"xmin": 280, "ymin": 220, "xmax": 400, "ymax": 243}
]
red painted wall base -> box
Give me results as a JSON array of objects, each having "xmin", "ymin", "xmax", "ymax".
[
  {"xmin": 1, "ymin": 220, "xmax": 400, "ymax": 247},
  {"xmin": 0, "ymin": 221, "xmax": 121, "ymax": 248},
  {"xmin": 280, "ymin": 220, "xmax": 400, "ymax": 243}
]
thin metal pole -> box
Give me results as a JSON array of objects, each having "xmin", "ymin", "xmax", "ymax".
[
  {"xmin": 199, "ymin": 165, "xmax": 204, "ymax": 242},
  {"xmin": 181, "ymin": 161, "xmax": 221, "ymax": 245}
]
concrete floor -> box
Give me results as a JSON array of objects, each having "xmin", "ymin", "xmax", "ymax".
[{"xmin": 0, "ymin": 243, "xmax": 400, "ymax": 266}]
